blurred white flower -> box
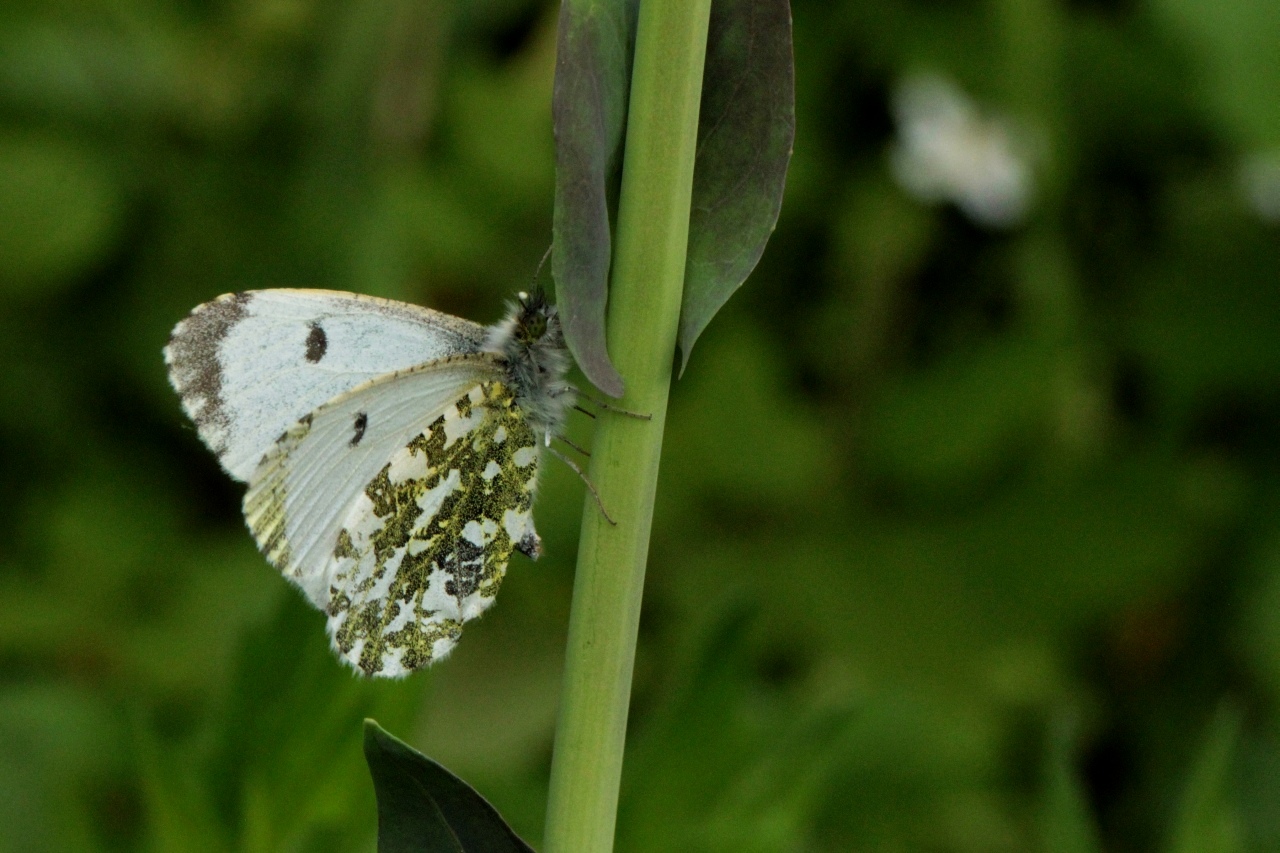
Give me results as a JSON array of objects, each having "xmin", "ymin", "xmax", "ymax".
[
  {"xmin": 890, "ymin": 74, "xmax": 1031, "ymax": 228},
  {"xmin": 1239, "ymin": 151, "xmax": 1280, "ymax": 222}
]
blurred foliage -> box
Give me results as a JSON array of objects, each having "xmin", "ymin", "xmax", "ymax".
[{"xmin": 1, "ymin": 0, "xmax": 1278, "ymax": 851}]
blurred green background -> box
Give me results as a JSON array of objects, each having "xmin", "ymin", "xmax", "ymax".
[{"xmin": 2, "ymin": 0, "xmax": 1279, "ymax": 850}]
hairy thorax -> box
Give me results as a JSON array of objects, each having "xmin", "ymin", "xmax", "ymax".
[{"xmin": 483, "ymin": 291, "xmax": 574, "ymax": 444}]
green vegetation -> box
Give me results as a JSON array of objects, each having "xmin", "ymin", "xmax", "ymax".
[
  {"xmin": 2, "ymin": 0, "xmax": 1279, "ymax": 851},
  {"xmin": 544, "ymin": 1, "xmax": 712, "ymax": 849}
]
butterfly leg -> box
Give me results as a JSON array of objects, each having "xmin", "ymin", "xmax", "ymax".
[
  {"xmin": 556, "ymin": 435, "xmax": 591, "ymax": 458},
  {"xmin": 547, "ymin": 446, "xmax": 616, "ymax": 525},
  {"xmin": 574, "ymin": 390, "xmax": 652, "ymax": 421}
]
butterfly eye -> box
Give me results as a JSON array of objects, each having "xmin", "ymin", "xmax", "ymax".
[{"xmin": 515, "ymin": 306, "xmax": 548, "ymax": 343}]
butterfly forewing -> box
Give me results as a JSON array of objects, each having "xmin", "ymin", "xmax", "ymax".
[
  {"xmin": 243, "ymin": 354, "xmax": 503, "ymax": 608},
  {"xmin": 165, "ymin": 289, "xmax": 487, "ymax": 481},
  {"xmin": 323, "ymin": 381, "xmax": 542, "ymax": 676}
]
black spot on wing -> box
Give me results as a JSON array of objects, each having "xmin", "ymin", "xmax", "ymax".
[
  {"xmin": 305, "ymin": 322, "xmax": 327, "ymax": 362},
  {"xmin": 351, "ymin": 412, "xmax": 368, "ymax": 447}
]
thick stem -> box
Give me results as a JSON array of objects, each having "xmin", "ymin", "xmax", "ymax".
[{"xmin": 542, "ymin": 1, "xmax": 712, "ymax": 851}]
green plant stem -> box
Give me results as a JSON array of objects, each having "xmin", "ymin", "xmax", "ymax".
[{"xmin": 542, "ymin": 1, "xmax": 712, "ymax": 851}]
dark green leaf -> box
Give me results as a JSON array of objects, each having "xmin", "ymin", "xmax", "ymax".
[
  {"xmin": 678, "ymin": 0, "xmax": 794, "ymax": 371},
  {"xmin": 551, "ymin": 0, "xmax": 638, "ymax": 398},
  {"xmin": 363, "ymin": 720, "xmax": 535, "ymax": 853}
]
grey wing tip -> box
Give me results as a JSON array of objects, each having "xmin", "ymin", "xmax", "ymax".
[
  {"xmin": 164, "ymin": 291, "xmax": 253, "ymax": 374},
  {"xmin": 164, "ymin": 291, "xmax": 255, "ymax": 465}
]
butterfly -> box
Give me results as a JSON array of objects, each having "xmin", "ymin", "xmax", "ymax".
[{"xmin": 164, "ymin": 288, "xmax": 575, "ymax": 677}]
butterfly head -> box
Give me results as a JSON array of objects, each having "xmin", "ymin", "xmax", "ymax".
[{"xmin": 511, "ymin": 288, "xmax": 555, "ymax": 345}]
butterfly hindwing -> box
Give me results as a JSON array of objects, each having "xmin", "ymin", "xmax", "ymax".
[
  {"xmin": 243, "ymin": 354, "xmax": 503, "ymax": 608},
  {"xmin": 324, "ymin": 381, "xmax": 542, "ymax": 676},
  {"xmin": 165, "ymin": 289, "xmax": 487, "ymax": 481}
]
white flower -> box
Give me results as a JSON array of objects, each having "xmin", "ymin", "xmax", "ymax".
[{"xmin": 890, "ymin": 74, "xmax": 1032, "ymax": 228}]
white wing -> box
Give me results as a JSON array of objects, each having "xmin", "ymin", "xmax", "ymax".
[
  {"xmin": 242, "ymin": 353, "xmax": 503, "ymax": 608},
  {"xmin": 164, "ymin": 289, "xmax": 488, "ymax": 481}
]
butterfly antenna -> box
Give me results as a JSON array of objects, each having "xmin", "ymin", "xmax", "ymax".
[
  {"xmin": 548, "ymin": 445, "xmax": 616, "ymax": 525},
  {"xmin": 530, "ymin": 243, "xmax": 554, "ymax": 298}
]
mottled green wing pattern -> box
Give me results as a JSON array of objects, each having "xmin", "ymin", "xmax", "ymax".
[{"xmin": 324, "ymin": 381, "xmax": 541, "ymax": 677}]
